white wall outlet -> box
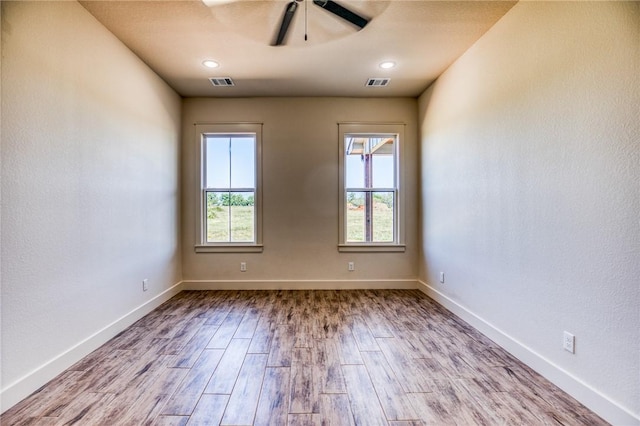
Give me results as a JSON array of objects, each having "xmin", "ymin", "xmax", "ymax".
[
  {"xmin": 142, "ymin": 279, "xmax": 148, "ymax": 292},
  {"xmin": 563, "ymin": 331, "xmax": 575, "ymax": 353},
  {"xmin": 240, "ymin": 262, "xmax": 247, "ymax": 272},
  {"xmin": 348, "ymin": 262, "xmax": 355, "ymax": 271},
  {"xmin": 439, "ymin": 272, "xmax": 445, "ymax": 283}
]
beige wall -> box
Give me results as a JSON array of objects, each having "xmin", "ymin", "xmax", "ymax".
[
  {"xmin": 182, "ymin": 98, "xmax": 418, "ymax": 286},
  {"xmin": 418, "ymin": 2, "xmax": 639, "ymax": 424},
  {"xmin": 1, "ymin": 1, "xmax": 182, "ymax": 410}
]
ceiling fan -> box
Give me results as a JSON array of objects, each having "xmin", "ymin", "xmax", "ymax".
[{"xmin": 274, "ymin": 0, "xmax": 369, "ymax": 46}]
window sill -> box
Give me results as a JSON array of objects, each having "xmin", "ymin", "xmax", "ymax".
[
  {"xmin": 195, "ymin": 244, "xmax": 264, "ymax": 253},
  {"xmin": 338, "ymin": 244, "xmax": 406, "ymax": 253}
]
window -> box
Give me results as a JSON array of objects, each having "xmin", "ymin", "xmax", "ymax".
[
  {"xmin": 195, "ymin": 123, "xmax": 262, "ymax": 252},
  {"xmin": 338, "ymin": 123, "xmax": 405, "ymax": 252}
]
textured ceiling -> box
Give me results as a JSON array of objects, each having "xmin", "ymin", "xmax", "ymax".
[{"xmin": 80, "ymin": 0, "xmax": 517, "ymax": 97}]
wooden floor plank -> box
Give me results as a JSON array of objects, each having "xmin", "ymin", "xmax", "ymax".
[
  {"xmin": 287, "ymin": 413, "xmax": 321, "ymax": 426},
  {"xmin": 220, "ymin": 353, "xmax": 268, "ymax": 425},
  {"xmin": 342, "ymin": 365, "xmax": 388, "ymax": 426},
  {"xmin": 363, "ymin": 310, "xmax": 395, "ymax": 339},
  {"xmin": 336, "ymin": 330, "xmax": 363, "ymax": 365},
  {"xmin": 254, "ymin": 367, "xmax": 291, "ymax": 426},
  {"xmin": 361, "ymin": 351, "xmax": 418, "ymax": 421},
  {"xmin": 289, "ymin": 356, "xmax": 316, "ymax": 414},
  {"xmin": 171, "ymin": 324, "xmax": 219, "ymax": 368},
  {"xmin": 247, "ymin": 315, "xmax": 275, "ymax": 354},
  {"xmin": 234, "ymin": 308, "xmax": 261, "ymax": 339},
  {"xmin": 207, "ymin": 312, "xmax": 244, "ymax": 349},
  {"xmin": 152, "ymin": 415, "xmax": 189, "ymax": 426},
  {"xmin": 376, "ymin": 337, "xmax": 438, "ymax": 393},
  {"xmin": 294, "ymin": 317, "xmax": 314, "ymax": 349},
  {"xmin": 1, "ymin": 370, "xmax": 88, "ymax": 421},
  {"xmin": 47, "ymin": 392, "xmax": 115, "ymax": 425},
  {"xmin": 186, "ymin": 394, "xmax": 228, "ymax": 426},
  {"xmin": 348, "ymin": 316, "xmax": 380, "ymax": 352},
  {"xmin": 267, "ymin": 324, "xmax": 296, "ymax": 367},
  {"xmin": 162, "ymin": 317, "xmax": 209, "ymax": 355},
  {"xmin": 203, "ymin": 305, "xmax": 231, "ymax": 327},
  {"xmin": 406, "ymin": 392, "xmax": 456, "ymax": 426},
  {"xmin": 312, "ymin": 339, "xmax": 346, "ymax": 394},
  {"xmin": 318, "ymin": 393, "xmax": 356, "ymax": 426},
  {"xmin": 161, "ymin": 349, "xmax": 225, "ymax": 416},
  {"xmin": 422, "ymin": 378, "xmax": 491, "ymax": 425},
  {"xmin": 91, "ymin": 361, "xmax": 186, "ymax": 425},
  {"xmin": 204, "ymin": 338, "xmax": 251, "ymax": 394}
]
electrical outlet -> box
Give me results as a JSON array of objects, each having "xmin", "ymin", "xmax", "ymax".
[
  {"xmin": 439, "ymin": 272, "xmax": 445, "ymax": 284},
  {"xmin": 142, "ymin": 279, "xmax": 148, "ymax": 292},
  {"xmin": 348, "ymin": 262, "xmax": 355, "ymax": 271},
  {"xmin": 563, "ymin": 331, "xmax": 575, "ymax": 353},
  {"xmin": 240, "ymin": 262, "xmax": 247, "ymax": 272}
]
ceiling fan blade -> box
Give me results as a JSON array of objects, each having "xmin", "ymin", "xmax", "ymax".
[
  {"xmin": 274, "ymin": 1, "xmax": 299, "ymax": 46},
  {"xmin": 312, "ymin": 0, "xmax": 369, "ymax": 29}
]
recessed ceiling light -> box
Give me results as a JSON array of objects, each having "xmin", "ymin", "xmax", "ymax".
[
  {"xmin": 202, "ymin": 0, "xmax": 235, "ymax": 6},
  {"xmin": 202, "ymin": 60, "xmax": 220, "ymax": 69},
  {"xmin": 379, "ymin": 61, "xmax": 396, "ymax": 69}
]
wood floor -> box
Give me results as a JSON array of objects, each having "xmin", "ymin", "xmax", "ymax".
[{"xmin": 2, "ymin": 290, "xmax": 607, "ymax": 426}]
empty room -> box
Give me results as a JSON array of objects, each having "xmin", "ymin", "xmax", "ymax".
[{"xmin": 1, "ymin": 1, "xmax": 638, "ymax": 425}]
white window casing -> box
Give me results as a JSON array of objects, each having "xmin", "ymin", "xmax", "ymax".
[
  {"xmin": 194, "ymin": 122, "xmax": 263, "ymax": 253},
  {"xmin": 338, "ymin": 123, "xmax": 406, "ymax": 253}
]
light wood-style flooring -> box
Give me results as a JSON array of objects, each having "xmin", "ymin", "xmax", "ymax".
[{"xmin": 2, "ymin": 290, "xmax": 608, "ymax": 425}]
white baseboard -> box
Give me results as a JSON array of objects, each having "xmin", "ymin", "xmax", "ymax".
[
  {"xmin": 182, "ymin": 279, "xmax": 418, "ymax": 291},
  {"xmin": 0, "ymin": 281, "xmax": 184, "ymax": 414},
  {"xmin": 416, "ymin": 280, "xmax": 639, "ymax": 426}
]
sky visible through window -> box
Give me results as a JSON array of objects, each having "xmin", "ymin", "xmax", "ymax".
[
  {"xmin": 345, "ymin": 136, "xmax": 395, "ymax": 188},
  {"xmin": 206, "ymin": 136, "xmax": 255, "ymax": 189}
]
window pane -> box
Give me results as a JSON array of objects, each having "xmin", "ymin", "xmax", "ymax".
[
  {"xmin": 205, "ymin": 137, "xmax": 230, "ymax": 188},
  {"xmin": 372, "ymin": 192, "xmax": 394, "ymax": 242},
  {"xmin": 230, "ymin": 192, "xmax": 255, "ymax": 242},
  {"xmin": 345, "ymin": 150, "xmax": 364, "ymax": 188},
  {"xmin": 346, "ymin": 136, "xmax": 395, "ymax": 189},
  {"xmin": 230, "ymin": 137, "xmax": 255, "ymax": 188},
  {"xmin": 206, "ymin": 191, "xmax": 229, "ymax": 242},
  {"xmin": 372, "ymin": 151, "xmax": 394, "ymax": 188},
  {"xmin": 346, "ymin": 192, "xmax": 365, "ymax": 242}
]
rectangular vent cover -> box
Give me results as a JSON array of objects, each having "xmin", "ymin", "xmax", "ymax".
[
  {"xmin": 366, "ymin": 78, "xmax": 390, "ymax": 87},
  {"xmin": 209, "ymin": 77, "xmax": 235, "ymax": 87}
]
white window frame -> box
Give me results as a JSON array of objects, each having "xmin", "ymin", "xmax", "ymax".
[
  {"xmin": 338, "ymin": 123, "xmax": 405, "ymax": 252},
  {"xmin": 195, "ymin": 123, "xmax": 263, "ymax": 253}
]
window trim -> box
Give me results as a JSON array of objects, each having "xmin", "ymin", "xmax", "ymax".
[
  {"xmin": 194, "ymin": 123, "xmax": 263, "ymax": 253},
  {"xmin": 338, "ymin": 123, "xmax": 405, "ymax": 253}
]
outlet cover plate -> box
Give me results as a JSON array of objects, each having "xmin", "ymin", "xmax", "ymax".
[{"xmin": 563, "ymin": 331, "xmax": 575, "ymax": 353}]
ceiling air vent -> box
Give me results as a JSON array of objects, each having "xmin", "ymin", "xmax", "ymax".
[
  {"xmin": 366, "ymin": 78, "xmax": 390, "ymax": 87},
  {"xmin": 209, "ymin": 77, "xmax": 235, "ymax": 87}
]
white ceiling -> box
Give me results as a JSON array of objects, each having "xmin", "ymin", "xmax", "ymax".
[{"xmin": 80, "ymin": 0, "xmax": 517, "ymax": 98}]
